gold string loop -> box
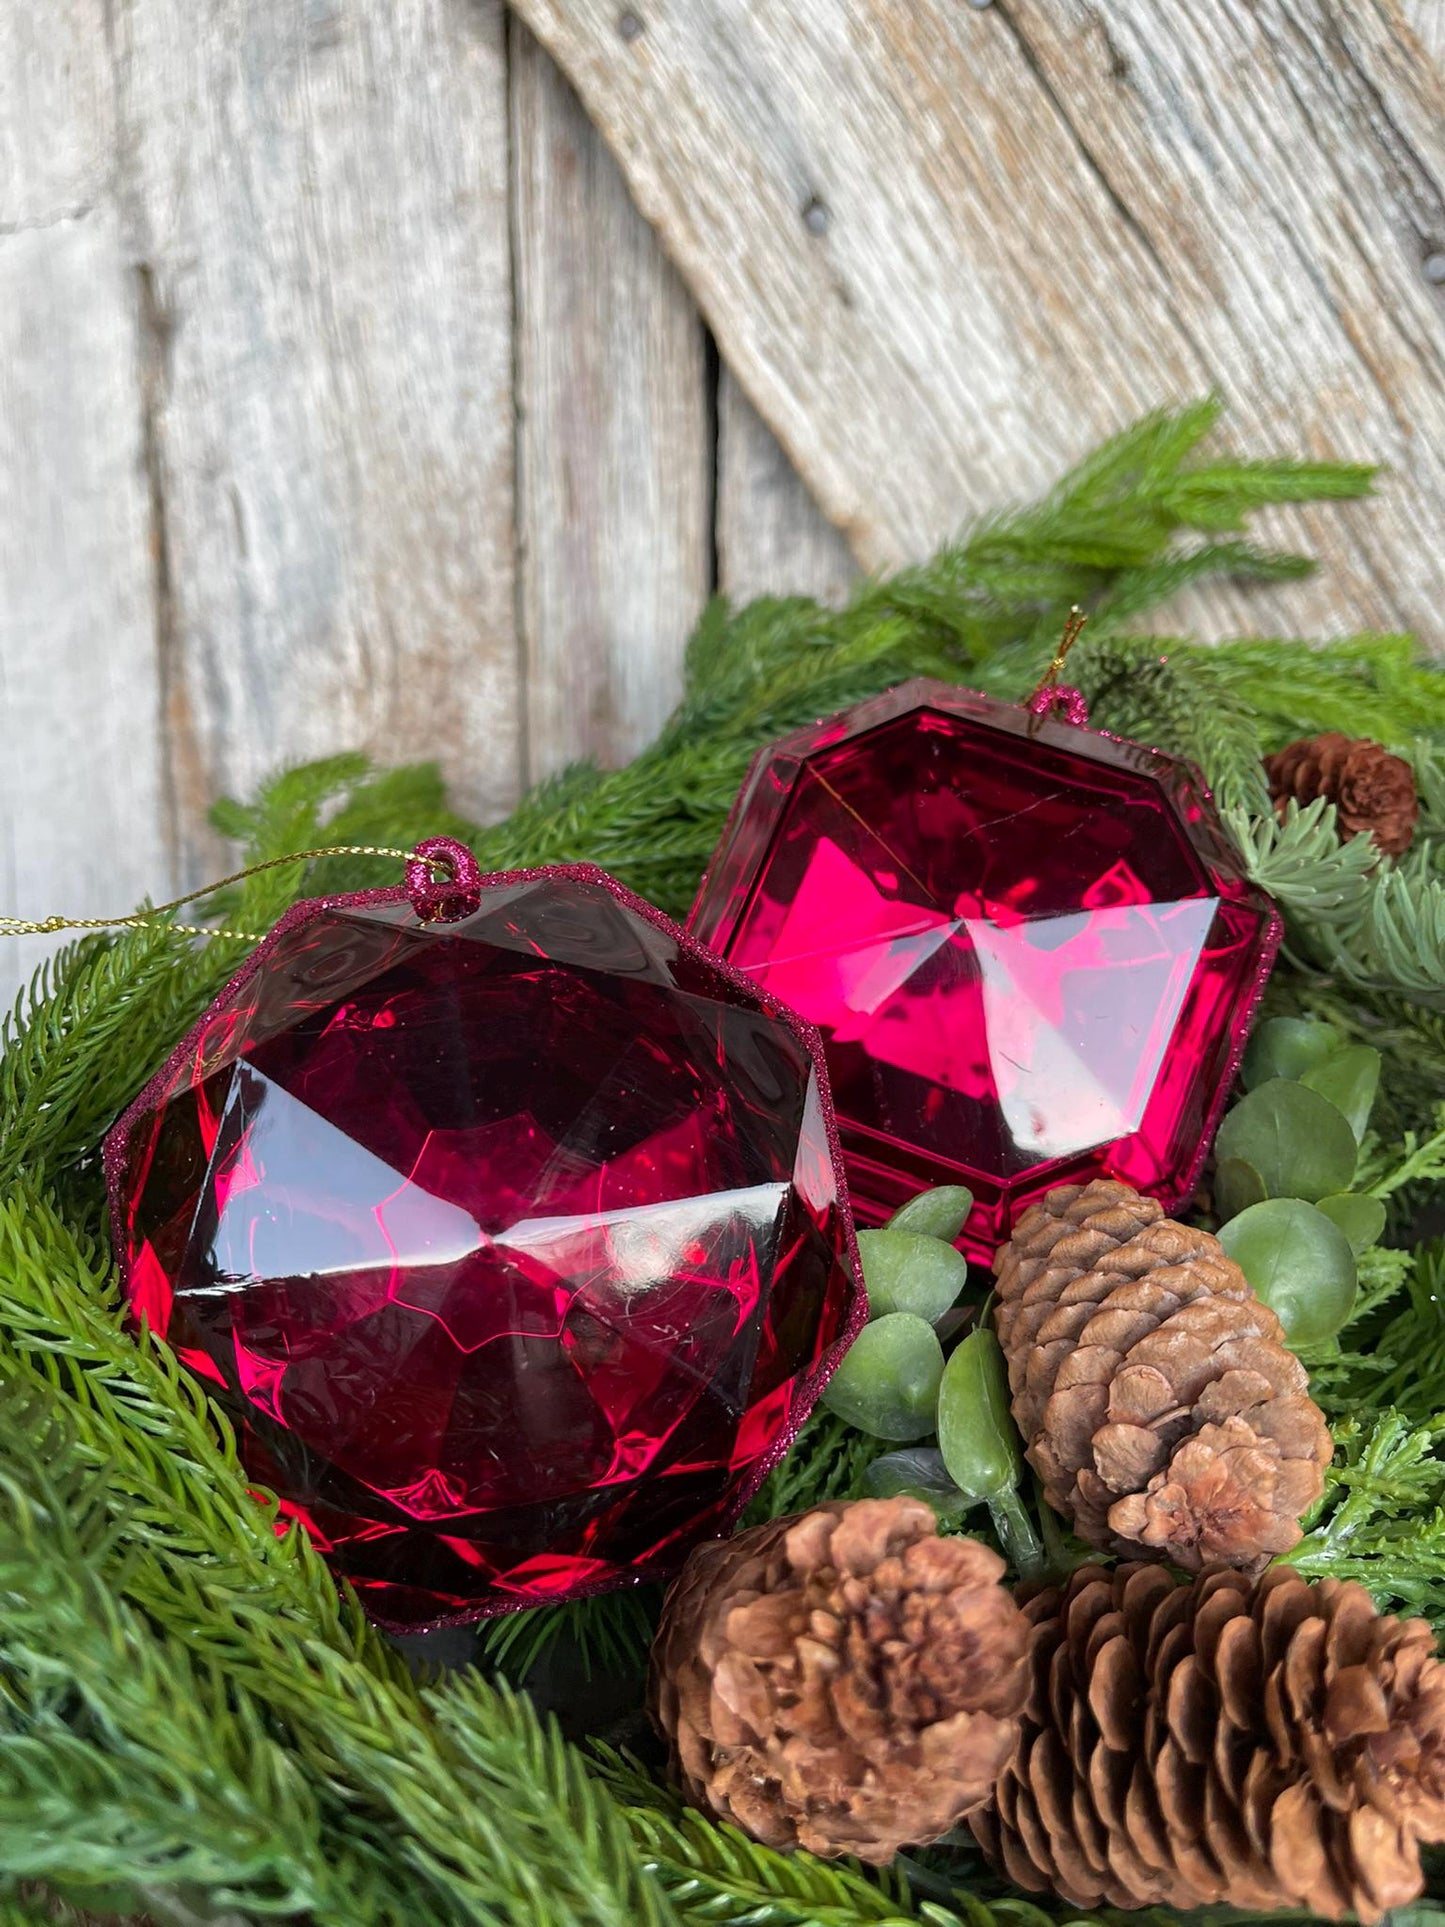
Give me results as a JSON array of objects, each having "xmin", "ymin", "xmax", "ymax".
[
  {"xmin": 0, "ymin": 844, "xmax": 447, "ymax": 946},
  {"xmin": 1037, "ymin": 605, "xmax": 1088, "ymax": 698}
]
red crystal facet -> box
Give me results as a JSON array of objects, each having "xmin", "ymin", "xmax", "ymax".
[
  {"xmin": 106, "ymin": 866, "xmax": 862, "ymax": 1627},
  {"xmin": 690, "ymin": 682, "xmax": 1280, "ymax": 1257}
]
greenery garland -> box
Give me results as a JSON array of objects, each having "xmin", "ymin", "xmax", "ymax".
[{"xmin": 7, "ymin": 398, "xmax": 1445, "ymax": 1926}]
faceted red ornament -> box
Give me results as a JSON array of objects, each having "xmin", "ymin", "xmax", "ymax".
[
  {"xmin": 105, "ymin": 844, "xmax": 862, "ymax": 1628},
  {"xmin": 690, "ymin": 681, "xmax": 1280, "ymax": 1258}
]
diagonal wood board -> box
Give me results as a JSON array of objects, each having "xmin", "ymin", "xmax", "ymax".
[{"xmin": 510, "ymin": 0, "xmax": 1445, "ymax": 645}]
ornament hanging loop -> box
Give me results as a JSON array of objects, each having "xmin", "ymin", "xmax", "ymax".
[
  {"xmin": 0, "ymin": 842, "xmax": 466, "ymax": 945},
  {"xmin": 1027, "ymin": 605, "xmax": 1091, "ymax": 730},
  {"xmin": 406, "ymin": 836, "xmax": 484, "ymax": 923}
]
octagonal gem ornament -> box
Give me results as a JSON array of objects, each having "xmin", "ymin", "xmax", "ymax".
[
  {"xmin": 106, "ymin": 842, "xmax": 863, "ymax": 1628},
  {"xmin": 689, "ymin": 681, "xmax": 1281, "ymax": 1258}
]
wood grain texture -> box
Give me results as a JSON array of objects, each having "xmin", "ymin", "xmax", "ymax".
[
  {"xmin": 1403, "ymin": 1, "xmax": 1445, "ymax": 65},
  {"xmin": 511, "ymin": 18, "xmax": 710, "ymax": 778},
  {"xmin": 715, "ymin": 370, "xmax": 856, "ymax": 607},
  {"xmin": 0, "ymin": 6, "xmax": 170, "ymax": 1006},
  {"xmin": 511, "ymin": 0, "xmax": 1445, "ymax": 646},
  {"xmin": 110, "ymin": 0, "xmax": 521, "ymax": 873}
]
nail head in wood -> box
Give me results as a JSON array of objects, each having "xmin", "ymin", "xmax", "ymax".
[
  {"xmin": 618, "ymin": 10, "xmax": 644, "ymax": 42},
  {"xmin": 1424, "ymin": 251, "xmax": 1445, "ymax": 286},
  {"xmin": 802, "ymin": 196, "xmax": 832, "ymax": 237}
]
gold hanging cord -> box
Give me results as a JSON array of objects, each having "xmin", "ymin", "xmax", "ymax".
[{"xmin": 0, "ymin": 845, "xmax": 447, "ymax": 946}]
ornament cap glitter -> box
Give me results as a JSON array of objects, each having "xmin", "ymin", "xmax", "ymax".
[
  {"xmin": 105, "ymin": 848, "xmax": 864, "ymax": 1628},
  {"xmin": 689, "ymin": 680, "xmax": 1280, "ymax": 1257}
]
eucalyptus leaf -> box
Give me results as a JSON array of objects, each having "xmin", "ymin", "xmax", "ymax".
[
  {"xmin": 1213, "ymin": 1080, "xmax": 1359, "ymax": 1202},
  {"xmin": 821, "ymin": 1313, "xmax": 944, "ymax": 1441},
  {"xmin": 1241, "ymin": 1016, "xmax": 1342, "ymax": 1089},
  {"xmin": 1214, "ymin": 1157, "xmax": 1267, "ymax": 1223},
  {"xmin": 1317, "ymin": 1192, "xmax": 1388, "ymax": 1256},
  {"xmin": 1216, "ymin": 1198, "xmax": 1358, "ymax": 1347},
  {"xmin": 856, "ymin": 1228, "xmax": 969, "ymax": 1323},
  {"xmin": 1301, "ymin": 1045, "xmax": 1382, "ymax": 1145},
  {"xmin": 886, "ymin": 1185, "xmax": 975, "ymax": 1244},
  {"xmin": 863, "ymin": 1447, "xmax": 974, "ymax": 1525}
]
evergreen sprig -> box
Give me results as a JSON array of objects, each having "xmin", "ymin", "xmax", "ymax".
[
  {"xmin": 0, "ymin": 1188, "xmax": 674, "ymax": 1927},
  {"xmin": 2, "ymin": 402, "xmax": 1443, "ymax": 1926}
]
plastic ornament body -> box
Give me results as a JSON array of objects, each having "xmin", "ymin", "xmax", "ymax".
[
  {"xmin": 689, "ymin": 680, "xmax": 1280, "ymax": 1258},
  {"xmin": 106, "ymin": 842, "xmax": 863, "ymax": 1627}
]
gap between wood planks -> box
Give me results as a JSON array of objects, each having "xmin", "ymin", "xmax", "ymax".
[
  {"xmin": 510, "ymin": 0, "xmax": 1445, "ymax": 651},
  {"xmin": 0, "ymin": 2, "xmax": 850, "ymax": 1008}
]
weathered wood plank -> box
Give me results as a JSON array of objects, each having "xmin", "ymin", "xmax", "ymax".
[
  {"xmin": 1403, "ymin": 1, "xmax": 1445, "ymax": 65},
  {"xmin": 715, "ymin": 371, "xmax": 856, "ymax": 607},
  {"xmin": 0, "ymin": 6, "xmax": 169, "ymax": 1007},
  {"xmin": 511, "ymin": 18, "xmax": 710, "ymax": 779},
  {"xmin": 110, "ymin": 0, "xmax": 521, "ymax": 874},
  {"xmin": 511, "ymin": 0, "xmax": 1445, "ymax": 646}
]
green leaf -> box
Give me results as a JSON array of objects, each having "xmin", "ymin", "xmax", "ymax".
[
  {"xmin": 1241, "ymin": 1016, "xmax": 1342, "ymax": 1089},
  {"xmin": 820, "ymin": 1314, "xmax": 945, "ymax": 1441},
  {"xmin": 1214, "ymin": 1157, "xmax": 1267, "ymax": 1223},
  {"xmin": 937, "ymin": 1329, "xmax": 1023, "ymax": 1501},
  {"xmin": 1213, "ymin": 1080, "xmax": 1359, "ymax": 1201},
  {"xmin": 863, "ymin": 1446, "xmax": 974, "ymax": 1525},
  {"xmin": 856, "ymin": 1229, "xmax": 969, "ymax": 1323},
  {"xmin": 1316, "ymin": 1192, "xmax": 1388, "ymax": 1256},
  {"xmin": 1216, "ymin": 1198, "xmax": 1358, "ymax": 1346},
  {"xmin": 886, "ymin": 1185, "xmax": 975, "ymax": 1243},
  {"xmin": 1301, "ymin": 1044, "xmax": 1382, "ymax": 1144}
]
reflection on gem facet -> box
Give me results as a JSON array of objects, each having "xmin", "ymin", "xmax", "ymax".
[
  {"xmin": 690, "ymin": 682, "xmax": 1280, "ymax": 1251},
  {"xmin": 107, "ymin": 871, "xmax": 863, "ymax": 1625}
]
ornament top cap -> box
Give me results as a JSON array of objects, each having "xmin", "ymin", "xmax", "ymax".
[{"xmin": 405, "ymin": 835, "xmax": 484, "ymax": 922}]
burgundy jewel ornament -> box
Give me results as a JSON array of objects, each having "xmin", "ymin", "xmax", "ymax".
[
  {"xmin": 106, "ymin": 840, "xmax": 863, "ymax": 1628},
  {"xmin": 689, "ymin": 681, "xmax": 1281, "ymax": 1259}
]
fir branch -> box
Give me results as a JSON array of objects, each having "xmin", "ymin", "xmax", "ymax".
[
  {"xmin": 1223, "ymin": 799, "xmax": 1378, "ymax": 929},
  {"xmin": 591, "ymin": 1751, "xmax": 958, "ymax": 1927},
  {"xmin": 478, "ymin": 1590, "xmax": 660, "ymax": 1687},
  {"xmin": 746, "ymin": 1409, "xmax": 886, "ymax": 1524},
  {"xmin": 1361, "ymin": 1111, "xmax": 1445, "ymax": 1204},
  {"xmin": 1203, "ymin": 633, "xmax": 1445, "ymax": 751},
  {"xmin": 0, "ymin": 927, "xmax": 239, "ymax": 1200},
  {"xmin": 0, "ymin": 1190, "xmax": 674, "ymax": 1927},
  {"xmin": 1359, "ymin": 1244, "xmax": 1445, "ymax": 1424},
  {"xmin": 0, "ymin": 1379, "xmax": 350, "ymax": 1923},
  {"xmin": 1093, "ymin": 540, "xmax": 1313, "ymax": 624},
  {"xmin": 1282, "ymin": 1409, "xmax": 1445, "ymax": 1627}
]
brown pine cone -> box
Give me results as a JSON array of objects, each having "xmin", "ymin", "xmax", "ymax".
[
  {"xmin": 972, "ymin": 1561, "xmax": 1445, "ymax": 1920},
  {"xmin": 1266, "ymin": 732, "xmax": 1418, "ymax": 857},
  {"xmin": 994, "ymin": 1180, "xmax": 1332, "ymax": 1572},
  {"xmin": 649, "ymin": 1497, "xmax": 1030, "ymax": 1863}
]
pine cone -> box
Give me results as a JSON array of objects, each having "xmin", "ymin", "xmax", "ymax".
[
  {"xmin": 649, "ymin": 1497, "xmax": 1030, "ymax": 1863},
  {"xmin": 994, "ymin": 1180, "xmax": 1332, "ymax": 1572},
  {"xmin": 972, "ymin": 1562, "xmax": 1445, "ymax": 1920},
  {"xmin": 1266, "ymin": 732, "xmax": 1418, "ymax": 857}
]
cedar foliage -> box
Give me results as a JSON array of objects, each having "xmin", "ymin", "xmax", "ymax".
[{"xmin": 5, "ymin": 401, "xmax": 1445, "ymax": 1926}]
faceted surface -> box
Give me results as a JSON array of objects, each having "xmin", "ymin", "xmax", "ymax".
[
  {"xmin": 690, "ymin": 682, "xmax": 1279, "ymax": 1257},
  {"xmin": 107, "ymin": 869, "xmax": 861, "ymax": 1626}
]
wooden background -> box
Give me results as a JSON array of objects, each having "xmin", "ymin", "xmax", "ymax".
[{"xmin": 3, "ymin": 0, "xmax": 1445, "ymax": 1004}]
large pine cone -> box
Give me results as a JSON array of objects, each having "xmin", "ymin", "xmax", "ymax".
[
  {"xmin": 995, "ymin": 1181, "xmax": 1332, "ymax": 1571},
  {"xmin": 649, "ymin": 1497, "xmax": 1030, "ymax": 1863},
  {"xmin": 972, "ymin": 1562, "xmax": 1445, "ymax": 1920},
  {"xmin": 1266, "ymin": 732, "xmax": 1418, "ymax": 857}
]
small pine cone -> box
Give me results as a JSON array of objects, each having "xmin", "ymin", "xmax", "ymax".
[
  {"xmin": 995, "ymin": 1180, "xmax": 1332, "ymax": 1572},
  {"xmin": 649, "ymin": 1497, "xmax": 1030, "ymax": 1863},
  {"xmin": 1266, "ymin": 732, "xmax": 1418, "ymax": 857},
  {"xmin": 972, "ymin": 1562, "xmax": 1445, "ymax": 1920}
]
